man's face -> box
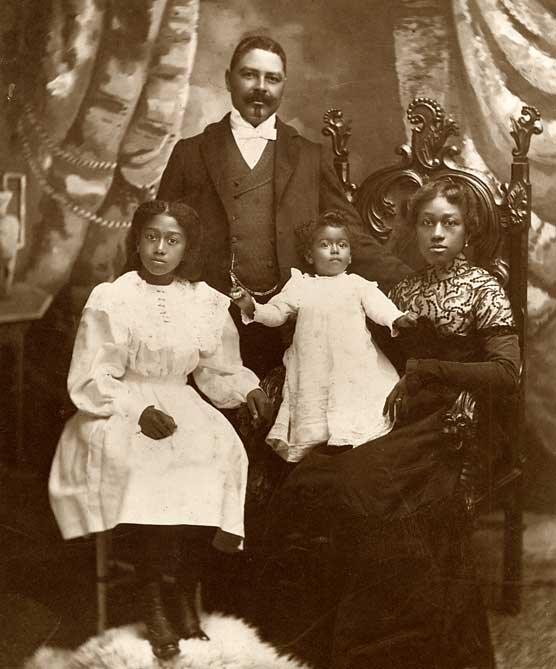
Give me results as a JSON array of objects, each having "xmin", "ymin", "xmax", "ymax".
[{"xmin": 225, "ymin": 48, "xmax": 286, "ymax": 127}]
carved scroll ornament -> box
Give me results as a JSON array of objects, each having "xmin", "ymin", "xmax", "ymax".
[
  {"xmin": 500, "ymin": 106, "xmax": 543, "ymax": 231},
  {"xmin": 510, "ymin": 106, "xmax": 542, "ymax": 161},
  {"xmin": 405, "ymin": 97, "xmax": 460, "ymax": 170},
  {"xmin": 322, "ymin": 108, "xmax": 357, "ymax": 201}
]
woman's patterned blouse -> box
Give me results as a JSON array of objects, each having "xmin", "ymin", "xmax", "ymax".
[{"xmin": 389, "ymin": 254, "xmax": 515, "ymax": 336}]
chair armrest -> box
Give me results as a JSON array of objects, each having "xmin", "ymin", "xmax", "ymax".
[
  {"xmin": 442, "ymin": 390, "xmax": 478, "ymax": 449},
  {"xmin": 235, "ymin": 366, "xmax": 286, "ymax": 441},
  {"xmin": 233, "ymin": 367, "xmax": 286, "ymax": 535},
  {"xmin": 442, "ymin": 390, "xmax": 479, "ymax": 516}
]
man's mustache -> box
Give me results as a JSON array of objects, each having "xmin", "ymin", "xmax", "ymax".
[{"xmin": 245, "ymin": 91, "xmax": 274, "ymax": 104}]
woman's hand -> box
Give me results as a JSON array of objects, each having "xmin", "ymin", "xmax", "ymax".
[
  {"xmin": 230, "ymin": 286, "xmax": 256, "ymax": 320},
  {"xmin": 139, "ymin": 405, "xmax": 177, "ymax": 440},
  {"xmin": 383, "ymin": 376, "xmax": 410, "ymax": 424},
  {"xmin": 246, "ymin": 388, "xmax": 272, "ymax": 427}
]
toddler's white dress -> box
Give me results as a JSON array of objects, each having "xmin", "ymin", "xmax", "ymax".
[
  {"xmin": 49, "ymin": 272, "xmax": 258, "ymax": 547},
  {"xmin": 249, "ymin": 270, "xmax": 403, "ymax": 462}
]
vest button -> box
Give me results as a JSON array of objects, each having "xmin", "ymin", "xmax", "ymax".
[
  {"xmin": 231, "ymin": 236, "xmax": 238, "ymax": 244},
  {"xmin": 266, "ymin": 260, "xmax": 274, "ymax": 268}
]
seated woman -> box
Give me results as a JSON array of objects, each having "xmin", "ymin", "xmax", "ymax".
[
  {"xmin": 49, "ymin": 200, "xmax": 268, "ymax": 661},
  {"xmin": 261, "ymin": 178, "xmax": 519, "ymax": 669}
]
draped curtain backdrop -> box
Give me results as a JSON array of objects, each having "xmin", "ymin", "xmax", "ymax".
[{"xmin": 15, "ymin": 0, "xmax": 199, "ymax": 295}]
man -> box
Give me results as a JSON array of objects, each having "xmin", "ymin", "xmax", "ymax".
[{"xmin": 158, "ymin": 34, "xmax": 409, "ymax": 378}]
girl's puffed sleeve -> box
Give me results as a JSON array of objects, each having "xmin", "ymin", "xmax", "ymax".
[
  {"xmin": 67, "ymin": 284, "xmax": 146, "ymax": 426},
  {"xmin": 193, "ymin": 288, "xmax": 260, "ymax": 409}
]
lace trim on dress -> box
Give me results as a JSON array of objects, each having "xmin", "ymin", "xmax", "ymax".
[
  {"xmin": 390, "ymin": 255, "xmax": 514, "ymax": 336},
  {"xmin": 83, "ymin": 272, "xmax": 231, "ymax": 355}
]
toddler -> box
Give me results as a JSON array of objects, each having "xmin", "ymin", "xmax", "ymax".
[{"xmin": 232, "ymin": 210, "xmax": 415, "ymax": 462}]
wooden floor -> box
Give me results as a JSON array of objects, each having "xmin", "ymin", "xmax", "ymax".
[{"xmin": 476, "ymin": 513, "xmax": 556, "ymax": 669}]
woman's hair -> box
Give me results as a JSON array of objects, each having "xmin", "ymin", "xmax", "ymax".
[
  {"xmin": 123, "ymin": 199, "xmax": 204, "ymax": 281},
  {"xmin": 295, "ymin": 210, "xmax": 352, "ymax": 260},
  {"xmin": 229, "ymin": 35, "xmax": 287, "ymax": 73},
  {"xmin": 405, "ymin": 178, "xmax": 480, "ymax": 242}
]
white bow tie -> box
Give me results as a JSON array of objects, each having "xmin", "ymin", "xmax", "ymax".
[{"xmin": 233, "ymin": 125, "xmax": 277, "ymax": 141}]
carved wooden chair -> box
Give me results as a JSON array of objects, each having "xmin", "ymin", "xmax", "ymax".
[{"xmin": 321, "ymin": 97, "xmax": 542, "ymax": 614}]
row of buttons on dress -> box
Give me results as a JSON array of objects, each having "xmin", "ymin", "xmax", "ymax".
[{"xmin": 155, "ymin": 288, "xmax": 171, "ymax": 324}]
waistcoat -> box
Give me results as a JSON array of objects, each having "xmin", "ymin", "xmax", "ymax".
[{"xmin": 226, "ymin": 133, "xmax": 280, "ymax": 293}]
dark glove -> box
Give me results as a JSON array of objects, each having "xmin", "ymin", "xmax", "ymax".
[{"xmin": 139, "ymin": 405, "xmax": 177, "ymax": 440}]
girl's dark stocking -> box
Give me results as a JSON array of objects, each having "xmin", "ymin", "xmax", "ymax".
[
  {"xmin": 177, "ymin": 525, "xmax": 215, "ymax": 640},
  {"xmin": 135, "ymin": 525, "xmax": 180, "ymax": 660}
]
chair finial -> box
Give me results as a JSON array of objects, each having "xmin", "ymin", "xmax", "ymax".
[
  {"xmin": 510, "ymin": 106, "xmax": 542, "ymax": 160},
  {"xmin": 406, "ymin": 97, "xmax": 460, "ymax": 169},
  {"xmin": 322, "ymin": 108, "xmax": 357, "ymax": 202}
]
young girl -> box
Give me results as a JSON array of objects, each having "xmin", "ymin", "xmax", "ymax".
[
  {"xmin": 49, "ymin": 200, "xmax": 268, "ymax": 661},
  {"xmin": 231, "ymin": 210, "xmax": 416, "ymax": 463}
]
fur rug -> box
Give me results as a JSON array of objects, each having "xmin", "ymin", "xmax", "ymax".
[{"xmin": 23, "ymin": 613, "xmax": 312, "ymax": 669}]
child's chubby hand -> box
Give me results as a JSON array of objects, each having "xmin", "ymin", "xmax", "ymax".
[
  {"xmin": 230, "ymin": 286, "xmax": 256, "ymax": 319},
  {"xmin": 393, "ymin": 312, "xmax": 418, "ymax": 330}
]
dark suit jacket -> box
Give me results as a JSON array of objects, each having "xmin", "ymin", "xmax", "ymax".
[{"xmin": 158, "ymin": 114, "xmax": 409, "ymax": 293}]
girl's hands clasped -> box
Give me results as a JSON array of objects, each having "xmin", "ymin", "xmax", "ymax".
[{"xmin": 139, "ymin": 406, "xmax": 178, "ymax": 439}]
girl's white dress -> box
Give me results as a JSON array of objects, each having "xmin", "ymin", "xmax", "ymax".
[
  {"xmin": 49, "ymin": 272, "xmax": 258, "ymax": 546},
  {"xmin": 249, "ymin": 270, "xmax": 402, "ymax": 462}
]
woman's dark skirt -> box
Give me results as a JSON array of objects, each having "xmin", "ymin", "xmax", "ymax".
[{"xmin": 256, "ymin": 407, "xmax": 495, "ymax": 669}]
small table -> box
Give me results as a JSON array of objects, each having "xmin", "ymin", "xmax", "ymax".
[{"xmin": 0, "ymin": 283, "xmax": 52, "ymax": 467}]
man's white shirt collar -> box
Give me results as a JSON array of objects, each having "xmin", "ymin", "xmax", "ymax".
[{"xmin": 230, "ymin": 108, "xmax": 277, "ymax": 169}]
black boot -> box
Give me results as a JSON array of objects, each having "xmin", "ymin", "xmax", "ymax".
[
  {"xmin": 177, "ymin": 574, "xmax": 209, "ymax": 640},
  {"xmin": 140, "ymin": 581, "xmax": 181, "ymax": 660}
]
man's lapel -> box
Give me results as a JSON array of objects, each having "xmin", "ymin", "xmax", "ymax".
[
  {"xmin": 200, "ymin": 114, "xmax": 236, "ymax": 218},
  {"xmin": 274, "ymin": 118, "xmax": 300, "ymax": 211},
  {"xmin": 201, "ymin": 114, "xmax": 300, "ymax": 216}
]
